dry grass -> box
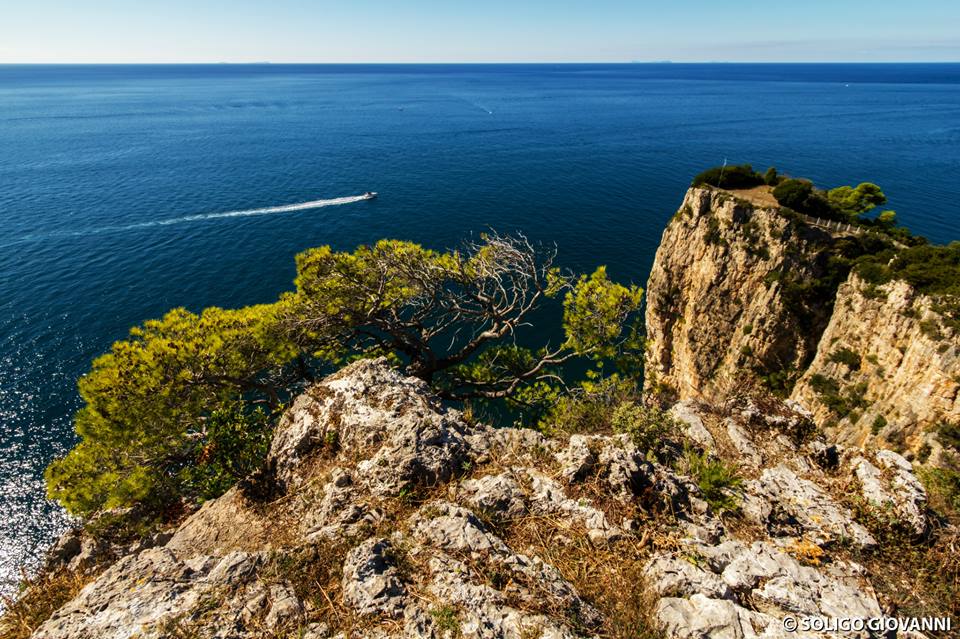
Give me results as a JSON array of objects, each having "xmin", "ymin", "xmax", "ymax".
[
  {"xmin": 0, "ymin": 570, "xmax": 90, "ymax": 639},
  {"xmin": 845, "ymin": 493, "xmax": 960, "ymax": 621},
  {"xmin": 720, "ymin": 185, "xmax": 779, "ymax": 209},
  {"xmin": 499, "ymin": 515, "xmax": 666, "ymax": 639}
]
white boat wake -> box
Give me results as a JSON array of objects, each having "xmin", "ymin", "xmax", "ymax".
[
  {"xmin": 8, "ymin": 195, "xmax": 373, "ymax": 246},
  {"xmin": 147, "ymin": 195, "xmax": 372, "ymax": 227}
]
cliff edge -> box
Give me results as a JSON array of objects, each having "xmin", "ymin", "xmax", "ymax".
[
  {"xmin": 644, "ymin": 187, "xmax": 841, "ymax": 403},
  {"xmin": 791, "ymin": 274, "xmax": 959, "ymax": 464},
  {"xmin": 24, "ymin": 359, "xmax": 937, "ymax": 638},
  {"xmin": 646, "ymin": 187, "xmax": 959, "ymax": 469}
]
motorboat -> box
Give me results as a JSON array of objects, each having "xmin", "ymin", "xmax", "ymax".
[{"xmin": 362, "ymin": 191, "xmax": 378, "ymax": 200}]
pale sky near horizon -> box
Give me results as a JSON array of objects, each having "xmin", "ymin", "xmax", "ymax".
[{"xmin": 1, "ymin": 0, "xmax": 958, "ymax": 63}]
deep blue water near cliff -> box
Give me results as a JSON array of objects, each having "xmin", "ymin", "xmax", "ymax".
[{"xmin": 1, "ymin": 63, "xmax": 959, "ymax": 593}]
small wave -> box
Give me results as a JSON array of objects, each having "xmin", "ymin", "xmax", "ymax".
[{"xmin": 6, "ymin": 195, "xmax": 373, "ymax": 247}]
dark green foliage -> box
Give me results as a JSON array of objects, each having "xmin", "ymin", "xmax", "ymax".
[
  {"xmin": 611, "ymin": 402, "xmax": 681, "ymax": 455},
  {"xmin": 685, "ymin": 449, "xmax": 742, "ymax": 513},
  {"xmin": 772, "ymin": 179, "xmax": 813, "ymax": 210},
  {"xmin": 757, "ymin": 366, "xmax": 801, "ymax": 398},
  {"xmin": 704, "ymin": 216, "xmax": 726, "ymax": 246},
  {"xmin": 177, "ymin": 403, "xmax": 273, "ymax": 502},
  {"xmin": 691, "ymin": 164, "xmax": 764, "ymax": 189},
  {"xmin": 855, "ymin": 242, "xmax": 960, "ymax": 300},
  {"xmin": 871, "ymin": 415, "xmax": 887, "ymax": 435},
  {"xmin": 938, "ymin": 422, "xmax": 960, "ymax": 451},
  {"xmin": 809, "ymin": 373, "xmax": 839, "ymax": 396},
  {"xmin": 828, "ymin": 347, "xmax": 861, "ymax": 371},
  {"xmin": 809, "ymin": 375, "xmax": 869, "ymax": 418},
  {"xmin": 919, "ymin": 319, "xmax": 943, "ymax": 341},
  {"xmin": 763, "ymin": 166, "xmax": 780, "ymax": 186}
]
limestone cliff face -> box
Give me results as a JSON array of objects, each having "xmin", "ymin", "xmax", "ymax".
[
  {"xmin": 791, "ymin": 274, "xmax": 960, "ymax": 463},
  {"xmin": 644, "ymin": 187, "xmax": 839, "ymax": 402},
  {"xmin": 645, "ymin": 187, "xmax": 959, "ymax": 466}
]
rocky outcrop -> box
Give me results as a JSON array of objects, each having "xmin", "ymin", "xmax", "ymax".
[
  {"xmin": 26, "ymin": 359, "xmax": 934, "ymax": 639},
  {"xmin": 644, "ymin": 187, "xmax": 841, "ymax": 403},
  {"xmin": 791, "ymin": 274, "xmax": 960, "ymax": 464},
  {"xmin": 646, "ymin": 188, "xmax": 959, "ymax": 472}
]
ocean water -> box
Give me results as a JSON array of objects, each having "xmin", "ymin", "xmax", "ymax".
[{"xmin": 1, "ymin": 63, "xmax": 959, "ymax": 595}]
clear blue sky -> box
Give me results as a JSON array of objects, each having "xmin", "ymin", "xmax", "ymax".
[{"xmin": 2, "ymin": 0, "xmax": 958, "ymax": 63}]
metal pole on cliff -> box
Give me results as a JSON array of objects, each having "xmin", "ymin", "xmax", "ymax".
[{"xmin": 718, "ymin": 158, "xmax": 728, "ymax": 186}]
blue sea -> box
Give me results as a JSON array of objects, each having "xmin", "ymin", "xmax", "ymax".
[{"xmin": 1, "ymin": 63, "xmax": 959, "ymax": 594}]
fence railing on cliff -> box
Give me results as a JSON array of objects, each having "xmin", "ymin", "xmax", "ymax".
[{"xmin": 795, "ymin": 213, "xmax": 906, "ymax": 248}]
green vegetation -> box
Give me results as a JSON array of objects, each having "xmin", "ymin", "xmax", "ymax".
[
  {"xmin": 827, "ymin": 347, "xmax": 861, "ymax": 371},
  {"xmin": 808, "ymin": 374, "xmax": 869, "ymax": 419},
  {"xmin": 855, "ymin": 242, "xmax": 960, "ymax": 334},
  {"xmin": 763, "ymin": 166, "xmax": 780, "ymax": 186},
  {"xmin": 538, "ymin": 375, "xmax": 637, "ymax": 436},
  {"xmin": 429, "ymin": 606, "xmax": 462, "ymax": 636},
  {"xmin": 871, "ymin": 415, "xmax": 887, "ymax": 435},
  {"xmin": 691, "ymin": 164, "xmax": 765, "ymax": 189},
  {"xmin": 48, "ymin": 234, "xmax": 644, "ymax": 517},
  {"xmin": 684, "ymin": 448, "xmax": 742, "ymax": 513},
  {"xmin": 611, "ymin": 402, "xmax": 681, "ymax": 456},
  {"xmin": 704, "ymin": 216, "xmax": 726, "ymax": 246},
  {"xmin": 826, "ymin": 183, "xmax": 887, "ymax": 218},
  {"xmin": 938, "ymin": 422, "xmax": 960, "ymax": 450},
  {"xmin": 855, "ymin": 242, "xmax": 960, "ymax": 299},
  {"xmin": 772, "ymin": 178, "xmax": 814, "ymax": 211}
]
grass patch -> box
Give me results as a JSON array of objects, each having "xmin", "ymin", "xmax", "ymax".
[
  {"xmin": 0, "ymin": 570, "xmax": 90, "ymax": 639},
  {"xmin": 429, "ymin": 605, "xmax": 462, "ymax": 637}
]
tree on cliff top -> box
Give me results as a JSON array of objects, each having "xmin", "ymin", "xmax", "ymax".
[
  {"xmin": 827, "ymin": 183, "xmax": 887, "ymax": 219},
  {"xmin": 46, "ymin": 233, "xmax": 643, "ymax": 516}
]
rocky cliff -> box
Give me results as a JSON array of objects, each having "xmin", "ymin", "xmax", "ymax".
[
  {"xmin": 21, "ymin": 359, "xmax": 939, "ymax": 639},
  {"xmin": 791, "ymin": 274, "xmax": 960, "ymax": 464},
  {"xmin": 644, "ymin": 187, "xmax": 841, "ymax": 403},
  {"xmin": 645, "ymin": 187, "xmax": 959, "ymax": 467}
]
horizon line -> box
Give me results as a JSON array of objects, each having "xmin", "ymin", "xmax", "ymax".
[{"xmin": 2, "ymin": 60, "xmax": 960, "ymax": 66}]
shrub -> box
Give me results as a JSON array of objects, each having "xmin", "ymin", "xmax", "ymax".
[
  {"xmin": 691, "ymin": 164, "xmax": 764, "ymax": 189},
  {"xmin": 177, "ymin": 403, "xmax": 273, "ymax": 502},
  {"xmin": 938, "ymin": 422, "xmax": 960, "ymax": 451},
  {"xmin": 855, "ymin": 242, "xmax": 960, "ymax": 301},
  {"xmin": 611, "ymin": 402, "xmax": 680, "ymax": 455},
  {"xmin": 772, "ymin": 178, "xmax": 813, "ymax": 210},
  {"xmin": 429, "ymin": 606, "xmax": 462, "ymax": 636},
  {"xmin": 920, "ymin": 467, "xmax": 960, "ymax": 514},
  {"xmin": 919, "ymin": 319, "xmax": 943, "ymax": 341},
  {"xmin": 808, "ymin": 375, "xmax": 868, "ymax": 418},
  {"xmin": 704, "ymin": 216, "xmax": 726, "ymax": 246},
  {"xmin": 685, "ymin": 448, "xmax": 742, "ymax": 513},
  {"xmin": 763, "ymin": 166, "xmax": 780, "ymax": 186},
  {"xmin": 827, "ymin": 347, "xmax": 861, "ymax": 371},
  {"xmin": 539, "ymin": 376, "xmax": 638, "ymax": 436},
  {"xmin": 871, "ymin": 415, "xmax": 887, "ymax": 435},
  {"xmin": 809, "ymin": 373, "xmax": 839, "ymax": 396}
]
